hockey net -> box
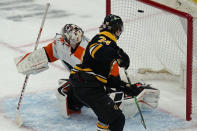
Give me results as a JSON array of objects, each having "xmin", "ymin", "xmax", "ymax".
[{"xmin": 106, "ymin": 0, "xmax": 197, "ymax": 121}]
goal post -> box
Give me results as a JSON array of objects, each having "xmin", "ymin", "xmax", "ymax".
[{"xmin": 106, "ymin": 0, "xmax": 197, "ymax": 121}]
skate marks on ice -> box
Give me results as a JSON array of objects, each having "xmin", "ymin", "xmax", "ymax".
[
  {"xmin": 0, "ymin": 0, "xmax": 71, "ymax": 21},
  {"xmin": 0, "ymin": 91, "xmax": 194, "ymax": 131}
]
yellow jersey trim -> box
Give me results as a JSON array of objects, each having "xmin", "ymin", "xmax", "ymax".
[
  {"xmin": 71, "ymin": 66, "xmax": 107, "ymax": 84},
  {"xmin": 99, "ymin": 31, "xmax": 117, "ymax": 43},
  {"xmin": 95, "ymin": 76, "xmax": 107, "ymax": 83},
  {"xmin": 91, "ymin": 44, "xmax": 103, "ymax": 58},
  {"xmin": 74, "ymin": 66, "xmax": 92, "ymax": 72},
  {"xmin": 70, "ymin": 71, "xmax": 76, "ymax": 74},
  {"xmin": 89, "ymin": 43, "xmax": 97, "ymax": 48},
  {"xmin": 97, "ymin": 121, "xmax": 109, "ymax": 130}
]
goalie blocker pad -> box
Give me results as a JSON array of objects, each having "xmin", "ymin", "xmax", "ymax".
[
  {"xmin": 56, "ymin": 87, "xmax": 70, "ymax": 118},
  {"xmin": 14, "ymin": 48, "xmax": 49, "ymax": 75}
]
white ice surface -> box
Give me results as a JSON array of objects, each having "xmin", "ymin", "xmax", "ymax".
[{"xmin": 0, "ymin": 0, "xmax": 197, "ymax": 131}]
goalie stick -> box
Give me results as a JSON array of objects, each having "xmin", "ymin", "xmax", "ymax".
[
  {"xmin": 124, "ymin": 69, "xmax": 147, "ymax": 129},
  {"xmin": 16, "ymin": 3, "xmax": 50, "ymax": 127}
]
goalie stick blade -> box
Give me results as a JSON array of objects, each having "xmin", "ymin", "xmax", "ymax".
[{"xmin": 16, "ymin": 110, "xmax": 23, "ymax": 127}]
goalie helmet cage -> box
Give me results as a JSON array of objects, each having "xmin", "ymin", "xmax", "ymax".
[{"xmin": 106, "ymin": 0, "xmax": 197, "ymax": 121}]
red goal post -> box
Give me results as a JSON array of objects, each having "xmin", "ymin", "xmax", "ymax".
[{"xmin": 106, "ymin": 0, "xmax": 197, "ymax": 121}]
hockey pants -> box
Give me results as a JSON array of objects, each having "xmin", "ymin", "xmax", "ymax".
[{"xmin": 69, "ymin": 72, "xmax": 125, "ymax": 131}]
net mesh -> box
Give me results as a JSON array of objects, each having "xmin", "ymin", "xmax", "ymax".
[
  {"xmin": 111, "ymin": 0, "xmax": 186, "ymax": 77},
  {"xmin": 109, "ymin": 0, "xmax": 197, "ymax": 120}
]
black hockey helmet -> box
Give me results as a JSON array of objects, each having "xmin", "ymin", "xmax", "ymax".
[{"xmin": 99, "ymin": 14, "xmax": 123, "ymax": 40}]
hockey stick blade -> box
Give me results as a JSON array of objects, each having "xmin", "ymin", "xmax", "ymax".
[
  {"xmin": 16, "ymin": 109, "xmax": 23, "ymax": 127},
  {"xmin": 134, "ymin": 96, "xmax": 147, "ymax": 129}
]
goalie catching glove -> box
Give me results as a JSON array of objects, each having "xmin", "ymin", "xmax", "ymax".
[{"xmin": 14, "ymin": 48, "xmax": 49, "ymax": 75}]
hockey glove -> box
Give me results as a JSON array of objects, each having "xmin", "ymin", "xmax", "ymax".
[
  {"xmin": 120, "ymin": 82, "xmax": 144, "ymax": 97},
  {"xmin": 116, "ymin": 48, "xmax": 130, "ymax": 69}
]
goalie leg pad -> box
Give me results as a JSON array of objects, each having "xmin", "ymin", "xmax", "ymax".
[
  {"xmin": 109, "ymin": 92, "xmax": 138, "ymax": 119},
  {"xmin": 119, "ymin": 97, "xmax": 138, "ymax": 119},
  {"xmin": 56, "ymin": 87, "xmax": 70, "ymax": 118},
  {"xmin": 137, "ymin": 88, "xmax": 160, "ymax": 111},
  {"xmin": 109, "ymin": 86, "xmax": 160, "ymax": 119},
  {"xmin": 109, "ymin": 91, "xmax": 124, "ymax": 103},
  {"xmin": 56, "ymin": 79, "xmax": 81, "ymax": 118}
]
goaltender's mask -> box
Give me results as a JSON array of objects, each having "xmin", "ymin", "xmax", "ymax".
[{"xmin": 62, "ymin": 24, "xmax": 84, "ymax": 48}]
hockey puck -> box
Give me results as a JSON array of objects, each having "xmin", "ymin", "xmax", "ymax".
[{"xmin": 137, "ymin": 10, "xmax": 144, "ymax": 13}]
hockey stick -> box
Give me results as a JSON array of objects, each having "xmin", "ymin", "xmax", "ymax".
[
  {"xmin": 124, "ymin": 69, "xmax": 147, "ymax": 129},
  {"xmin": 16, "ymin": 3, "xmax": 50, "ymax": 127}
]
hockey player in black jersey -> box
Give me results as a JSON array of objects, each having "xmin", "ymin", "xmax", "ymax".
[
  {"xmin": 69, "ymin": 14, "xmax": 159, "ymax": 131},
  {"xmin": 69, "ymin": 14, "xmax": 129, "ymax": 131}
]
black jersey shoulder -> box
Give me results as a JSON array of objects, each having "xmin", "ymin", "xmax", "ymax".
[{"xmin": 89, "ymin": 31, "xmax": 117, "ymax": 47}]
